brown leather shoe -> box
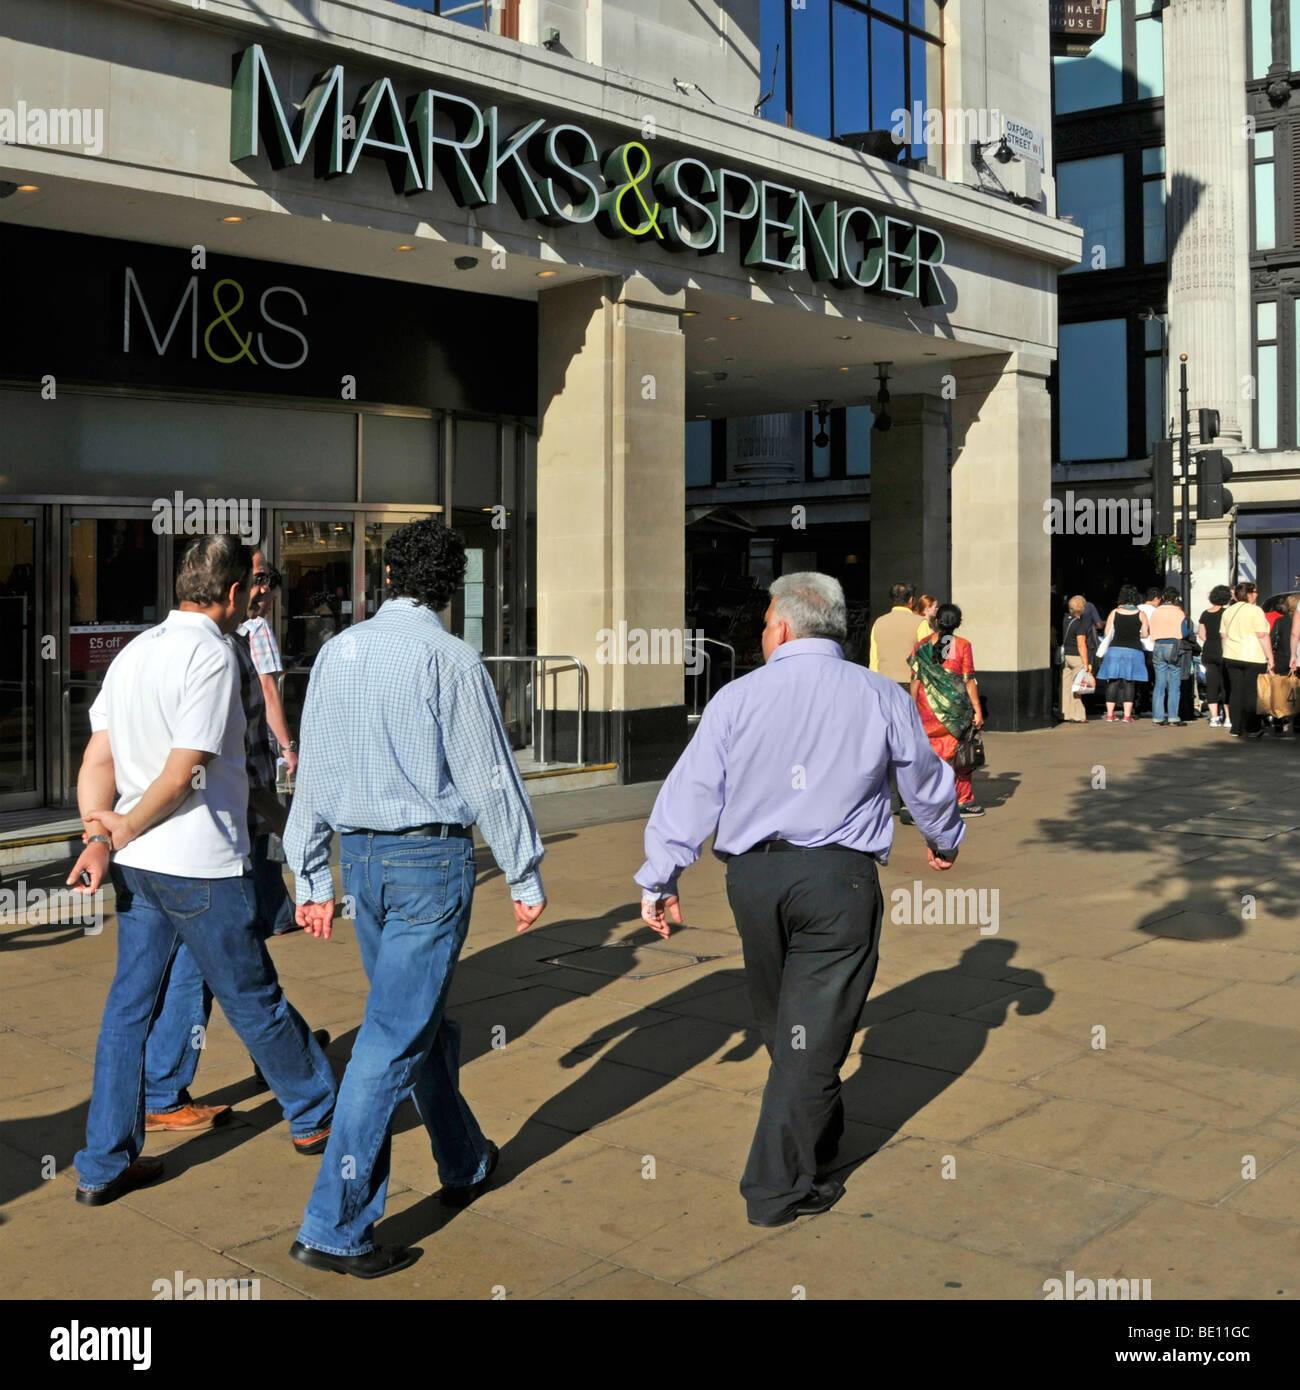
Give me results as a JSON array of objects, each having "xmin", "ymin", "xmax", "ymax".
[
  {"xmin": 145, "ymin": 1102, "xmax": 232, "ymax": 1133},
  {"xmin": 76, "ymin": 1156, "xmax": 165, "ymax": 1206}
]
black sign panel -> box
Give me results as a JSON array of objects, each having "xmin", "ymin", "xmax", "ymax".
[{"xmin": 0, "ymin": 225, "xmax": 537, "ymax": 416}]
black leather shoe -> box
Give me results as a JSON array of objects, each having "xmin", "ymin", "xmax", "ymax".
[
  {"xmin": 747, "ymin": 1179, "xmax": 845, "ymax": 1228},
  {"xmin": 289, "ymin": 1240, "xmax": 421, "ymax": 1279},
  {"xmin": 76, "ymin": 1156, "xmax": 164, "ymax": 1206},
  {"xmin": 252, "ymin": 1029, "xmax": 330, "ymax": 1092},
  {"xmin": 439, "ymin": 1142, "xmax": 499, "ymax": 1208}
]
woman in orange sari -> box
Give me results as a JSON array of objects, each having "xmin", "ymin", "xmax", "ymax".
[{"xmin": 909, "ymin": 603, "xmax": 986, "ymax": 817}]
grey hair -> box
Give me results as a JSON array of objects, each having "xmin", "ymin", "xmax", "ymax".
[
  {"xmin": 769, "ymin": 572, "xmax": 847, "ymax": 642},
  {"xmin": 1068, "ymin": 594, "xmax": 1086, "ymax": 616}
]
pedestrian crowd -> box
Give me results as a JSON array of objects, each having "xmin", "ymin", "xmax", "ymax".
[
  {"xmin": 1057, "ymin": 581, "xmax": 1300, "ymax": 737},
  {"xmin": 63, "ymin": 542, "xmax": 974, "ymax": 1267}
]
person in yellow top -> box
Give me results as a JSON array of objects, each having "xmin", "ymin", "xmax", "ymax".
[
  {"xmin": 1219, "ymin": 581, "xmax": 1274, "ymax": 739},
  {"xmin": 914, "ymin": 594, "xmax": 939, "ymax": 644},
  {"xmin": 869, "ymin": 583, "xmax": 920, "ymax": 685}
]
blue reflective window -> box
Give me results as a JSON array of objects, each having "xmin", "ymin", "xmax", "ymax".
[
  {"xmin": 1135, "ymin": 14, "xmax": 1164, "ymax": 100},
  {"xmin": 1053, "ymin": 12, "xmax": 1123, "ymax": 114},
  {"xmin": 1251, "ymin": 0, "xmax": 1273, "ymax": 79},
  {"xmin": 870, "ymin": 18, "xmax": 906, "ymax": 131},
  {"xmin": 758, "ymin": 0, "xmax": 789, "ymax": 124},
  {"xmin": 761, "ymin": 2, "xmax": 941, "ymax": 144},
  {"xmin": 1058, "ymin": 154, "xmax": 1126, "ymax": 273},
  {"xmin": 1059, "ymin": 320, "xmax": 1129, "ymax": 461},
  {"xmin": 389, "ymin": 0, "xmax": 490, "ymax": 25},
  {"xmin": 833, "ymin": 4, "xmax": 871, "ymax": 137},
  {"xmin": 791, "ymin": 0, "xmax": 833, "ymax": 138}
]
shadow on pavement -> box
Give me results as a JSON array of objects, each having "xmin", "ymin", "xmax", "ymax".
[
  {"xmin": 379, "ymin": 935, "xmax": 1052, "ymax": 1244},
  {"xmin": 1030, "ymin": 736, "xmax": 1298, "ymax": 940}
]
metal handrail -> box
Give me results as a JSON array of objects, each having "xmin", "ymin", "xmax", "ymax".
[
  {"xmin": 278, "ymin": 655, "xmax": 587, "ymax": 768},
  {"xmin": 683, "ymin": 636, "xmax": 737, "ymax": 715},
  {"xmin": 483, "ymin": 654, "xmax": 586, "ymax": 767}
]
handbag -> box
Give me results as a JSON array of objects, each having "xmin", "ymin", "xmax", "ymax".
[
  {"xmin": 953, "ymin": 730, "xmax": 985, "ymax": 774},
  {"xmin": 1095, "ymin": 629, "xmax": 1113, "ymax": 659}
]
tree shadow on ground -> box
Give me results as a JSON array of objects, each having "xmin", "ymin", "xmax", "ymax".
[{"xmin": 1029, "ymin": 736, "xmax": 1300, "ymax": 940}]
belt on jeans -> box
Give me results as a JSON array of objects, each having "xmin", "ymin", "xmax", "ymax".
[{"xmin": 353, "ymin": 823, "xmax": 472, "ymax": 840}]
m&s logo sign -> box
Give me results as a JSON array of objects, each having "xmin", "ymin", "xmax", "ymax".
[{"xmin": 123, "ymin": 267, "xmax": 309, "ymax": 369}]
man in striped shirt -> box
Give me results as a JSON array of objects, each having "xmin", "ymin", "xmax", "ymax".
[{"xmin": 284, "ymin": 517, "xmax": 546, "ymax": 1279}]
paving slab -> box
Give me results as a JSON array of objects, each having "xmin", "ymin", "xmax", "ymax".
[{"xmin": 1061, "ymin": 1196, "xmax": 1300, "ymax": 1300}]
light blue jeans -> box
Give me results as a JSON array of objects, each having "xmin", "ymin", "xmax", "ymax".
[
  {"xmin": 75, "ymin": 867, "xmax": 337, "ymax": 1191},
  {"xmin": 296, "ymin": 830, "xmax": 490, "ymax": 1256},
  {"xmin": 1152, "ymin": 639, "xmax": 1183, "ymax": 721}
]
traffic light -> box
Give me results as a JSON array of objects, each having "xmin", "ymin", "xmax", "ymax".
[
  {"xmin": 1198, "ymin": 408, "xmax": 1220, "ymax": 444},
  {"xmin": 1134, "ymin": 439, "xmax": 1175, "ymax": 535},
  {"xmin": 1196, "ymin": 448, "xmax": 1234, "ymax": 520}
]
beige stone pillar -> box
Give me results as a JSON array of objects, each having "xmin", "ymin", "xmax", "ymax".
[
  {"xmin": 1165, "ymin": 0, "xmax": 1249, "ymax": 442},
  {"xmin": 868, "ymin": 393, "xmax": 950, "ymax": 621},
  {"xmin": 536, "ymin": 274, "xmax": 687, "ymax": 778},
  {"xmin": 1187, "ymin": 516, "xmax": 1233, "ymax": 619},
  {"xmin": 950, "ymin": 353, "xmax": 1053, "ymax": 729}
]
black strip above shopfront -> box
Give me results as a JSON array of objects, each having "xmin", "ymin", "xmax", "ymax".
[{"xmin": 0, "ymin": 225, "xmax": 537, "ymax": 415}]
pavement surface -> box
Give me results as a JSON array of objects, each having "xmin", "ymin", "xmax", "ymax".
[{"xmin": 2, "ymin": 718, "xmax": 1298, "ymax": 1301}]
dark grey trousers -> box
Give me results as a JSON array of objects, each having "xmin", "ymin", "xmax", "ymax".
[{"xmin": 724, "ymin": 846, "xmax": 884, "ymax": 1223}]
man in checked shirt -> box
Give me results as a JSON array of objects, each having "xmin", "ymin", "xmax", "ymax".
[{"xmin": 284, "ymin": 517, "xmax": 546, "ymax": 1279}]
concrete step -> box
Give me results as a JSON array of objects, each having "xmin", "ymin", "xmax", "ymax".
[{"xmin": 0, "ymin": 763, "xmax": 621, "ymax": 868}]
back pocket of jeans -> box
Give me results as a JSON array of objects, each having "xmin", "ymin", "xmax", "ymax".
[
  {"xmin": 381, "ymin": 857, "xmax": 454, "ymax": 926},
  {"xmin": 149, "ymin": 875, "xmax": 211, "ymax": 920}
]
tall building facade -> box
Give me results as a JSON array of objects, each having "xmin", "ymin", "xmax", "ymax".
[
  {"xmin": 1052, "ymin": 0, "xmax": 1300, "ymax": 617},
  {"xmin": 0, "ymin": 0, "xmax": 1076, "ymax": 818}
]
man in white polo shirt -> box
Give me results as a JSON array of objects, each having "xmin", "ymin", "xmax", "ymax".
[{"xmin": 67, "ymin": 534, "xmax": 336, "ymax": 1206}]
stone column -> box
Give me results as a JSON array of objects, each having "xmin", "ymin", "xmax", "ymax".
[
  {"xmin": 1188, "ymin": 516, "xmax": 1233, "ymax": 619},
  {"xmin": 868, "ymin": 393, "xmax": 950, "ymax": 620},
  {"xmin": 536, "ymin": 273, "xmax": 687, "ymax": 781},
  {"xmin": 1164, "ymin": 0, "xmax": 1249, "ymax": 442},
  {"xmin": 950, "ymin": 353, "xmax": 1053, "ymax": 730}
]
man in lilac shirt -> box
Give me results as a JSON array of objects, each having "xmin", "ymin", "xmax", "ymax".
[{"xmin": 636, "ymin": 572, "xmax": 964, "ymax": 1227}]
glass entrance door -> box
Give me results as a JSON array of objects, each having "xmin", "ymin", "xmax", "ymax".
[
  {"xmin": 274, "ymin": 515, "xmax": 355, "ymax": 734},
  {"xmin": 0, "ymin": 509, "xmax": 43, "ymax": 809},
  {"xmin": 61, "ymin": 509, "xmax": 164, "ymax": 803}
]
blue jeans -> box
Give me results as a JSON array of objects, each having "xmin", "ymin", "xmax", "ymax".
[
  {"xmin": 1152, "ymin": 639, "xmax": 1183, "ymax": 721},
  {"xmin": 144, "ymin": 834, "xmax": 296, "ymax": 1113},
  {"xmin": 75, "ymin": 866, "xmax": 337, "ymax": 1191},
  {"xmin": 297, "ymin": 830, "xmax": 489, "ymax": 1256}
]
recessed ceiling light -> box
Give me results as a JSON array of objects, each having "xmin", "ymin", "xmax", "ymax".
[
  {"xmin": 536, "ymin": 269, "xmax": 558, "ymax": 278},
  {"xmin": 728, "ymin": 315, "xmax": 742, "ymax": 321},
  {"xmin": 682, "ymin": 309, "xmax": 700, "ymax": 317},
  {"xmin": 17, "ymin": 184, "xmax": 40, "ymax": 194},
  {"xmin": 839, "ymin": 365, "xmax": 852, "ymax": 372},
  {"xmin": 694, "ymin": 413, "xmax": 708, "ymax": 418},
  {"xmin": 704, "ymin": 335, "xmax": 717, "ymax": 342},
  {"xmin": 836, "ymin": 334, "xmax": 852, "ymax": 341},
  {"xmin": 396, "ymin": 244, "xmax": 415, "ymax": 252},
  {"xmin": 220, "ymin": 215, "xmax": 244, "ymax": 223}
]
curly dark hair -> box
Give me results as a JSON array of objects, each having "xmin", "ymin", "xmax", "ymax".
[
  {"xmin": 384, "ymin": 517, "xmax": 467, "ymax": 609},
  {"xmin": 1208, "ymin": 584, "xmax": 1233, "ymax": 605},
  {"xmin": 1117, "ymin": 584, "xmax": 1142, "ymax": 607}
]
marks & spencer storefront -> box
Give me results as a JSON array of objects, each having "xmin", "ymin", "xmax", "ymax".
[{"xmin": 0, "ymin": 225, "xmax": 538, "ymax": 811}]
